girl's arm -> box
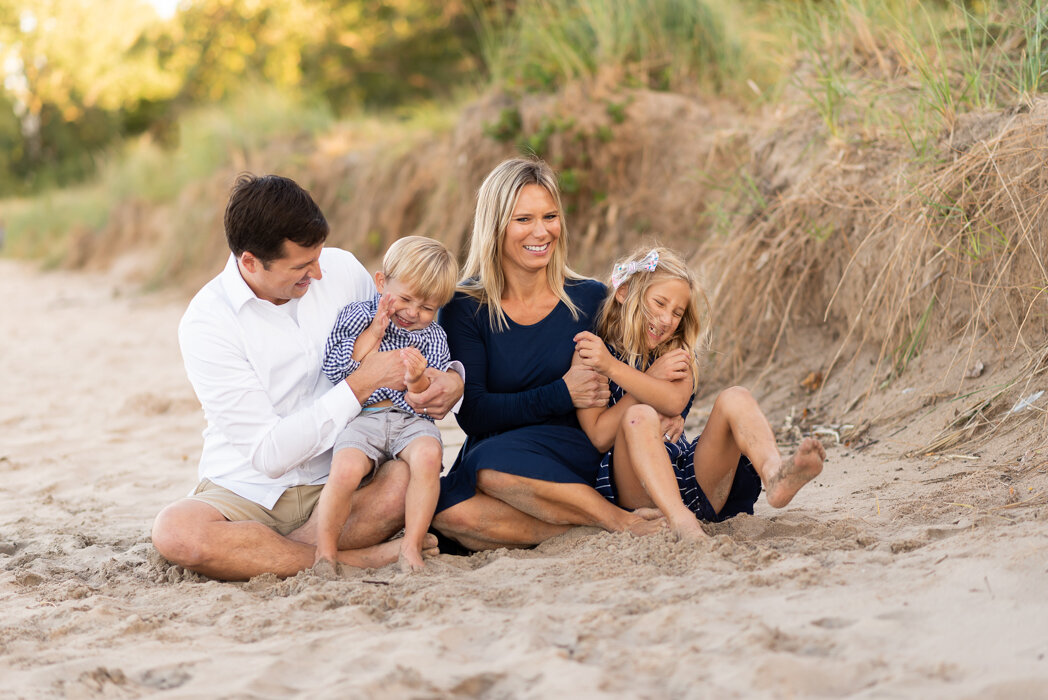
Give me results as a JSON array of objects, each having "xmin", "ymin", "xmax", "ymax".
[{"xmin": 574, "ymin": 331, "xmax": 692, "ymax": 416}]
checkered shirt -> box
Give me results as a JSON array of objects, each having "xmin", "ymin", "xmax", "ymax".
[{"xmin": 322, "ymin": 294, "xmax": 451, "ymax": 419}]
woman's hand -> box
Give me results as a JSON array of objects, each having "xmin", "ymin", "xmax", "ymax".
[
  {"xmin": 573, "ymin": 331, "xmax": 615, "ymax": 375},
  {"xmin": 564, "ymin": 351, "xmax": 610, "ymax": 408},
  {"xmin": 659, "ymin": 414, "xmax": 685, "ymax": 443},
  {"xmin": 646, "ymin": 349, "xmax": 691, "ymax": 383}
]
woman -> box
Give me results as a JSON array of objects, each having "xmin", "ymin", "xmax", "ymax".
[{"xmin": 432, "ymin": 158, "xmax": 667, "ymax": 551}]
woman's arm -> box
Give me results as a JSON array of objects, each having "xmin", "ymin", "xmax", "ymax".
[
  {"xmin": 442, "ymin": 299, "xmax": 576, "ymax": 435},
  {"xmin": 574, "ymin": 332, "xmax": 692, "ymax": 416}
]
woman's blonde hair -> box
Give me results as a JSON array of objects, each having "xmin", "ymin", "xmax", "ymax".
[
  {"xmin": 459, "ymin": 157, "xmax": 584, "ymax": 330},
  {"xmin": 596, "ymin": 245, "xmax": 708, "ymax": 393}
]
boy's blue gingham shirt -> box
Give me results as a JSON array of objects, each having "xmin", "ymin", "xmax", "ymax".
[{"xmin": 322, "ymin": 294, "xmax": 451, "ymax": 420}]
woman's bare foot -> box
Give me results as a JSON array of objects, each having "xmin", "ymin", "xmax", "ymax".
[
  {"xmin": 763, "ymin": 437, "xmax": 825, "ymax": 508},
  {"xmin": 622, "ymin": 512, "xmax": 667, "ymax": 536}
]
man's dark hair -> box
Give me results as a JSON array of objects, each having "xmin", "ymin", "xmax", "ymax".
[{"xmin": 224, "ymin": 173, "xmax": 329, "ymax": 264}]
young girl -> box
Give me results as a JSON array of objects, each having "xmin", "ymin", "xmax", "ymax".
[{"xmin": 574, "ymin": 246, "xmax": 826, "ymax": 540}]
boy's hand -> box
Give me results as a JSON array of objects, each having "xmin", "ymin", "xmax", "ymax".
[
  {"xmin": 365, "ymin": 294, "xmax": 394, "ymax": 340},
  {"xmin": 572, "ymin": 331, "xmax": 614, "ymax": 374},
  {"xmin": 405, "ymin": 369, "xmax": 463, "ymax": 420}
]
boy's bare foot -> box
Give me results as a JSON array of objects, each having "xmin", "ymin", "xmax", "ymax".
[
  {"xmin": 399, "ymin": 547, "xmax": 426, "ymax": 573},
  {"xmin": 311, "ymin": 557, "xmax": 339, "ymax": 579},
  {"xmin": 763, "ymin": 437, "xmax": 825, "ymax": 508}
]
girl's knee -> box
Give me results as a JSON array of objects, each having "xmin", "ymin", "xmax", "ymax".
[
  {"xmin": 716, "ymin": 385, "xmax": 754, "ymax": 411},
  {"xmin": 623, "ymin": 403, "xmax": 659, "ymax": 431}
]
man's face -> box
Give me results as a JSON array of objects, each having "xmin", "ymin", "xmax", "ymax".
[{"xmin": 238, "ymin": 240, "xmax": 324, "ymax": 305}]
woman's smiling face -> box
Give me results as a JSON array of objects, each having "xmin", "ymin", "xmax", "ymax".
[{"xmin": 501, "ymin": 184, "xmax": 561, "ymax": 278}]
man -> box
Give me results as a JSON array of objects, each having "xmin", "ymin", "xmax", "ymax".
[{"xmin": 151, "ymin": 174, "xmax": 463, "ymax": 580}]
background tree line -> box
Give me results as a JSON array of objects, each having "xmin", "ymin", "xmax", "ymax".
[{"xmin": 0, "ymin": 0, "xmax": 483, "ymax": 195}]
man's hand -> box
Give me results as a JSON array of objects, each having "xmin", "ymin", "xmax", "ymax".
[
  {"xmin": 405, "ymin": 368, "xmax": 463, "ymax": 420},
  {"xmin": 347, "ymin": 349, "xmax": 406, "ymax": 403}
]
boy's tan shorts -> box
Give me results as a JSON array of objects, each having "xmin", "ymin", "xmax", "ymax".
[{"xmin": 187, "ymin": 479, "xmax": 324, "ymax": 536}]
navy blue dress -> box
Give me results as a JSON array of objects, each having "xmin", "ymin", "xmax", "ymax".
[
  {"xmin": 436, "ymin": 279, "xmax": 607, "ymax": 513},
  {"xmin": 594, "ymin": 348, "xmax": 762, "ymax": 522}
]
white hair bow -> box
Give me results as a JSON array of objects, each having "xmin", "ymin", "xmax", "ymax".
[{"xmin": 611, "ymin": 249, "xmax": 659, "ymax": 289}]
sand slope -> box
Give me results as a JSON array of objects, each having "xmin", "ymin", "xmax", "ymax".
[{"xmin": 1, "ymin": 259, "xmax": 1046, "ymax": 699}]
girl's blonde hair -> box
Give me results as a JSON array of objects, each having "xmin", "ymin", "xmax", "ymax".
[
  {"xmin": 596, "ymin": 245, "xmax": 708, "ymax": 393},
  {"xmin": 459, "ymin": 157, "xmax": 584, "ymax": 330}
]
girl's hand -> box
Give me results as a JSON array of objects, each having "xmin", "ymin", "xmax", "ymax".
[
  {"xmin": 573, "ymin": 331, "xmax": 614, "ymax": 374},
  {"xmin": 646, "ymin": 349, "xmax": 691, "ymax": 382},
  {"xmin": 659, "ymin": 414, "xmax": 685, "ymax": 443},
  {"xmin": 564, "ymin": 350, "xmax": 610, "ymax": 408},
  {"xmin": 401, "ymin": 347, "xmax": 428, "ymax": 384}
]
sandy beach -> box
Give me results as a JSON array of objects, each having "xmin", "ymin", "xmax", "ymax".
[{"xmin": 2, "ymin": 258, "xmax": 1047, "ymax": 699}]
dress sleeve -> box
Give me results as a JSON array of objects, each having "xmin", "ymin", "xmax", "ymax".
[
  {"xmin": 322, "ymin": 303, "xmax": 371, "ymax": 384},
  {"xmin": 441, "ymin": 298, "xmax": 573, "ymax": 436}
]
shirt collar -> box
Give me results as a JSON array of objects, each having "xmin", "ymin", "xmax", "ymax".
[{"xmin": 220, "ymin": 253, "xmax": 258, "ymax": 312}]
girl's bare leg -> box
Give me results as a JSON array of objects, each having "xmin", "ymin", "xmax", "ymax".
[
  {"xmin": 476, "ymin": 470, "xmax": 664, "ymax": 536},
  {"xmin": 396, "ymin": 436, "xmax": 444, "ymax": 572},
  {"xmin": 616, "ymin": 404, "xmax": 707, "ymax": 541},
  {"xmin": 692, "ymin": 386, "xmax": 824, "ymax": 512},
  {"xmin": 314, "ymin": 448, "xmax": 373, "ymax": 565}
]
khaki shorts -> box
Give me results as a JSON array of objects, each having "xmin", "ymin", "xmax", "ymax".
[{"xmin": 187, "ymin": 479, "xmax": 324, "ymax": 536}]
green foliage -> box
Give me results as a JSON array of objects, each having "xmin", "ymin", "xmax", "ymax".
[
  {"xmin": 476, "ymin": 0, "xmax": 756, "ymax": 95},
  {"xmin": 483, "ymin": 107, "xmax": 524, "ymax": 142}
]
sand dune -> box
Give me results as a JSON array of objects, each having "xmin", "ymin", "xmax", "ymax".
[{"xmin": 1, "ymin": 259, "xmax": 1046, "ymax": 699}]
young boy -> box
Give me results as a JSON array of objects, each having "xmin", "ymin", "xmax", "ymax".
[{"xmin": 318, "ymin": 236, "xmax": 458, "ymax": 572}]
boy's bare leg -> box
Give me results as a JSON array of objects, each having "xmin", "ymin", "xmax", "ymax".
[
  {"xmin": 616, "ymin": 405, "xmax": 707, "ymax": 541},
  {"xmin": 396, "ymin": 436, "xmax": 444, "ymax": 572},
  {"xmin": 313, "ymin": 448, "xmax": 374, "ymax": 566},
  {"xmin": 476, "ymin": 471, "xmax": 665, "ymax": 536},
  {"xmin": 692, "ymin": 386, "xmax": 825, "ymax": 512}
]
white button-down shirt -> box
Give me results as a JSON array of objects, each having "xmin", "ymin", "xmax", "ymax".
[{"xmin": 178, "ymin": 248, "xmax": 374, "ymax": 508}]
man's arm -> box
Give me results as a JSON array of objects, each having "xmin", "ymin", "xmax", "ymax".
[{"xmin": 180, "ymin": 314, "xmax": 364, "ymax": 479}]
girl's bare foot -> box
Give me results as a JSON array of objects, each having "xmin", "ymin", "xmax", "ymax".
[
  {"xmin": 763, "ymin": 437, "xmax": 825, "ymax": 508},
  {"xmin": 667, "ymin": 512, "xmax": 708, "ymax": 542}
]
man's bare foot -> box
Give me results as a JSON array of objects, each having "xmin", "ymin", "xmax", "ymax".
[
  {"xmin": 667, "ymin": 512, "xmax": 708, "ymax": 542},
  {"xmin": 336, "ymin": 533, "xmax": 438, "ymax": 570},
  {"xmin": 763, "ymin": 437, "xmax": 825, "ymax": 508}
]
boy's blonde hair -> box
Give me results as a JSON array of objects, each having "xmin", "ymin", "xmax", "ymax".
[
  {"xmin": 383, "ymin": 236, "xmax": 459, "ymax": 305},
  {"xmin": 460, "ymin": 157, "xmax": 585, "ymax": 331},
  {"xmin": 596, "ymin": 245, "xmax": 708, "ymax": 393}
]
